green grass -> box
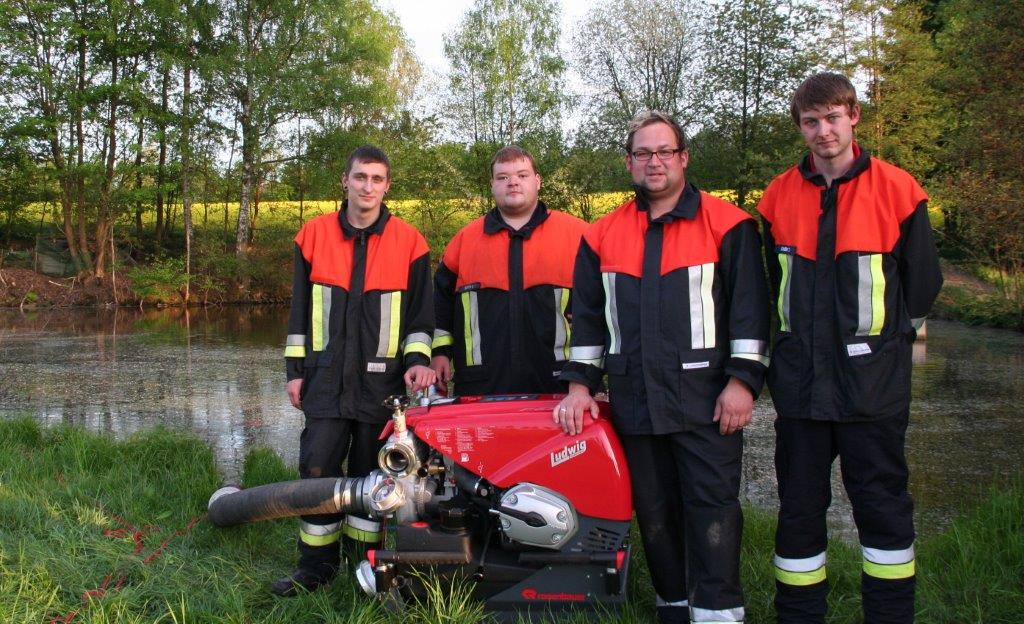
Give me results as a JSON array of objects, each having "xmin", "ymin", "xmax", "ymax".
[{"xmin": 1, "ymin": 418, "xmax": 1021, "ymax": 623}]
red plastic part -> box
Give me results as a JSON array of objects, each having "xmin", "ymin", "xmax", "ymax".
[
  {"xmin": 367, "ymin": 549, "xmax": 376, "ymax": 567},
  {"xmin": 399, "ymin": 395, "xmax": 632, "ymax": 521}
]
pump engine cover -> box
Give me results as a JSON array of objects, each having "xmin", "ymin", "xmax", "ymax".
[{"xmin": 497, "ymin": 483, "xmax": 577, "ymax": 549}]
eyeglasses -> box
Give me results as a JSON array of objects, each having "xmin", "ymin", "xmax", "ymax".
[{"xmin": 630, "ymin": 148, "xmax": 684, "ymax": 162}]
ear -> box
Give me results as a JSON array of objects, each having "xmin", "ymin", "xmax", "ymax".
[{"xmin": 850, "ymin": 104, "xmax": 862, "ymax": 126}]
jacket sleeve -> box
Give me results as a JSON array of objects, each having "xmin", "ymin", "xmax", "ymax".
[
  {"xmin": 760, "ymin": 216, "xmax": 781, "ymax": 303},
  {"xmin": 285, "ymin": 243, "xmax": 312, "ymax": 381},
  {"xmin": 558, "ymin": 238, "xmax": 605, "ymax": 392},
  {"xmin": 431, "ymin": 260, "xmax": 457, "ymax": 360},
  {"xmin": 401, "ymin": 250, "xmax": 434, "ymax": 370},
  {"xmin": 719, "ymin": 219, "xmax": 771, "ymax": 397},
  {"xmin": 897, "ymin": 200, "xmax": 943, "ymax": 331}
]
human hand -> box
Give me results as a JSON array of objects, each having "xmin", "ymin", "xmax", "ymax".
[
  {"xmin": 552, "ymin": 383, "xmax": 600, "ymax": 436},
  {"xmin": 286, "ymin": 378, "xmax": 303, "ymax": 409},
  {"xmin": 430, "ymin": 355, "xmax": 452, "ymax": 395},
  {"xmin": 404, "ymin": 364, "xmax": 437, "ymax": 393},
  {"xmin": 714, "ymin": 377, "xmax": 754, "ymax": 435}
]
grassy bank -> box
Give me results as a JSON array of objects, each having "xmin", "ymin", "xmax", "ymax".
[{"xmin": 1, "ymin": 419, "xmax": 1021, "ymax": 623}]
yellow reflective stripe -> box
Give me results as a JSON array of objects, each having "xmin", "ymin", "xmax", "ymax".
[
  {"xmin": 863, "ymin": 559, "xmax": 915, "ymax": 580},
  {"xmin": 775, "ymin": 565, "xmax": 827, "ymax": 586},
  {"xmin": 869, "ymin": 254, "xmax": 885, "ymax": 336},
  {"xmin": 342, "ymin": 524, "xmax": 381, "ymax": 542},
  {"xmin": 778, "ymin": 254, "xmax": 791, "ymax": 332},
  {"xmin": 284, "ymin": 345, "xmax": 306, "ymax": 358},
  {"xmin": 432, "ymin": 329, "xmax": 453, "ymax": 349},
  {"xmin": 553, "ymin": 287, "xmax": 571, "ymax": 361},
  {"xmin": 311, "ymin": 284, "xmax": 324, "ymax": 351},
  {"xmin": 387, "ymin": 291, "xmax": 402, "ymax": 358},
  {"xmin": 404, "ymin": 340, "xmax": 431, "ymax": 359},
  {"xmin": 300, "ymin": 529, "xmax": 341, "ymax": 547},
  {"xmin": 461, "ymin": 291, "xmax": 480, "ymax": 366}
]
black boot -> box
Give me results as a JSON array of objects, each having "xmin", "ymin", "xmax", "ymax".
[{"xmin": 270, "ymin": 567, "xmax": 335, "ymax": 597}]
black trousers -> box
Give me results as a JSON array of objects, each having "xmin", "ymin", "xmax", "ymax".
[
  {"xmin": 621, "ymin": 426, "xmax": 745, "ymax": 621},
  {"xmin": 296, "ymin": 417, "xmax": 385, "ymax": 573},
  {"xmin": 774, "ymin": 412, "xmax": 915, "ymax": 624}
]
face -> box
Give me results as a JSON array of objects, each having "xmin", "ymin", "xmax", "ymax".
[
  {"xmin": 625, "ymin": 122, "xmax": 689, "ymax": 199},
  {"xmin": 343, "ymin": 160, "xmax": 390, "ymax": 214},
  {"xmin": 797, "ymin": 103, "xmax": 861, "ymax": 162},
  {"xmin": 491, "ymin": 158, "xmax": 541, "ymax": 216}
]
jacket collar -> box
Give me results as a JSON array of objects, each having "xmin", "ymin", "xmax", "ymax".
[
  {"xmin": 483, "ymin": 201, "xmax": 550, "ymax": 239},
  {"xmin": 635, "ymin": 182, "xmax": 701, "ymax": 223},
  {"xmin": 799, "ymin": 142, "xmax": 871, "ymax": 187},
  {"xmin": 340, "ymin": 204, "xmax": 390, "ymax": 240}
]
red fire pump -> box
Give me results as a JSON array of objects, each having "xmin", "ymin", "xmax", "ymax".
[{"xmin": 208, "ymin": 394, "xmax": 633, "ymax": 621}]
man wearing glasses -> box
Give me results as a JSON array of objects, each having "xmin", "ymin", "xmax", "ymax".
[
  {"xmin": 554, "ymin": 111, "xmax": 770, "ymax": 624},
  {"xmin": 431, "ymin": 145, "xmax": 588, "ymax": 396}
]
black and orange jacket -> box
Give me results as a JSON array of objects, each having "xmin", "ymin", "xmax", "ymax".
[
  {"xmin": 560, "ymin": 184, "xmax": 771, "ymax": 434},
  {"xmin": 757, "ymin": 146, "xmax": 942, "ymax": 422},
  {"xmin": 284, "ymin": 206, "xmax": 433, "ymax": 422},
  {"xmin": 433, "ymin": 203, "xmax": 587, "ymax": 395}
]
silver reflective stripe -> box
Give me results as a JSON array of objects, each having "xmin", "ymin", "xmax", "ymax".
[
  {"xmin": 570, "ymin": 345, "xmax": 604, "ymax": 367},
  {"xmin": 602, "ymin": 273, "xmax": 621, "ymax": 354},
  {"xmin": 377, "ymin": 291, "xmax": 395, "ymax": 358},
  {"xmin": 911, "ymin": 317, "xmax": 926, "ymax": 330},
  {"xmin": 731, "ymin": 338, "xmax": 770, "ymax": 366},
  {"xmin": 286, "ymin": 334, "xmax": 305, "ymax": 346},
  {"xmin": 462, "ymin": 291, "xmax": 482, "ymax": 366},
  {"xmin": 553, "ymin": 287, "xmax": 571, "ymax": 361},
  {"xmin": 862, "ymin": 544, "xmax": 914, "ymax": 565},
  {"xmin": 299, "ymin": 520, "xmax": 342, "ymax": 536},
  {"xmin": 691, "ymin": 606, "xmax": 745, "ymax": 623},
  {"xmin": 778, "ymin": 253, "xmax": 793, "ymax": 332},
  {"xmin": 774, "ymin": 551, "xmax": 827, "ymax": 572},
  {"xmin": 688, "ymin": 263, "xmax": 716, "ymax": 349},
  {"xmin": 856, "ymin": 255, "xmax": 874, "ymax": 336},
  {"xmin": 655, "ymin": 595, "xmax": 689, "ymax": 607},
  {"xmin": 402, "ymin": 332, "xmax": 431, "ymax": 350},
  {"xmin": 345, "ymin": 515, "xmax": 381, "ymax": 532}
]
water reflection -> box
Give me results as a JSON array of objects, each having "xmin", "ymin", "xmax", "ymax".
[{"xmin": 0, "ymin": 309, "xmax": 1021, "ymax": 541}]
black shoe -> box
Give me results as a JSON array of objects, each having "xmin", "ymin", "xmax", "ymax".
[{"xmin": 270, "ymin": 568, "xmax": 333, "ymax": 597}]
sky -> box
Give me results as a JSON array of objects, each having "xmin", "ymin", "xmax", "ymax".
[{"xmin": 379, "ymin": 0, "xmax": 591, "ymax": 75}]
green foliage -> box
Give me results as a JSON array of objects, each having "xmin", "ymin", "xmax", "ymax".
[
  {"xmin": 442, "ymin": 0, "xmax": 565, "ymax": 145},
  {"xmin": 127, "ymin": 256, "xmax": 189, "ymax": 304}
]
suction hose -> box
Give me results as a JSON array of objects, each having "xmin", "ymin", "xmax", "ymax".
[{"xmin": 207, "ymin": 475, "xmax": 378, "ymax": 527}]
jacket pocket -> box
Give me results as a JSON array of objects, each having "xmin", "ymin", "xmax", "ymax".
[
  {"xmin": 837, "ymin": 334, "xmax": 911, "ymax": 418},
  {"xmin": 360, "ymin": 358, "xmax": 403, "ymax": 409},
  {"xmin": 678, "ymin": 348, "xmax": 725, "ymax": 424},
  {"xmin": 301, "ymin": 355, "xmax": 341, "ymax": 416},
  {"xmin": 604, "ymin": 354, "xmax": 639, "ymax": 430},
  {"xmin": 767, "ymin": 332, "xmax": 802, "ymax": 417}
]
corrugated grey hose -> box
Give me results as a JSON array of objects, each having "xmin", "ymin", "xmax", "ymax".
[{"xmin": 207, "ymin": 477, "xmax": 369, "ymax": 527}]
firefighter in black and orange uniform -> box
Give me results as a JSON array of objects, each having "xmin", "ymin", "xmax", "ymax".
[
  {"xmin": 431, "ymin": 146, "xmax": 588, "ymax": 396},
  {"xmin": 555, "ymin": 112, "xmax": 770, "ymax": 624},
  {"xmin": 274, "ymin": 145, "xmax": 436, "ymax": 597},
  {"xmin": 758, "ymin": 73, "xmax": 942, "ymax": 624}
]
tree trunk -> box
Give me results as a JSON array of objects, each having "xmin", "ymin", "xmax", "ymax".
[
  {"xmin": 94, "ymin": 50, "xmax": 121, "ymax": 281},
  {"xmin": 182, "ymin": 52, "xmax": 194, "ymax": 304},
  {"xmin": 155, "ymin": 66, "xmax": 170, "ymax": 243},
  {"xmin": 74, "ymin": 26, "xmax": 93, "ymax": 273},
  {"xmin": 236, "ymin": 92, "xmax": 255, "ymax": 260},
  {"xmin": 134, "ymin": 118, "xmax": 145, "ymax": 237}
]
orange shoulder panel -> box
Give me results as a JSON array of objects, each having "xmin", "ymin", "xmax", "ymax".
[
  {"xmin": 296, "ymin": 213, "xmax": 353, "ymax": 289},
  {"xmin": 585, "ymin": 200, "xmax": 646, "ymax": 278},
  {"xmin": 446, "ymin": 217, "xmax": 511, "ymax": 291},
  {"xmin": 522, "ymin": 211, "xmax": 589, "ymax": 289},
  {"xmin": 760, "ymin": 168, "xmax": 823, "ymax": 261},
  {"xmin": 835, "ymin": 158, "xmax": 928, "ymax": 256},
  {"xmin": 659, "ymin": 193, "xmax": 752, "ymax": 274},
  {"xmin": 364, "ymin": 216, "xmax": 429, "ymax": 292}
]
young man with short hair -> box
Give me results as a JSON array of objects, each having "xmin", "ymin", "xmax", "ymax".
[
  {"xmin": 555, "ymin": 111, "xmax": 771, "ymax": 624},
  {"xmin": 758, "ymin": 72, "xmax": 943, "ymax": 623},
  {"xmin": 431, "ymin": 145, "xmax": 588, "ymax": 395},
  {"xmin": 276, "ymin": 144, "xmax": 436, "ymax": 596}
]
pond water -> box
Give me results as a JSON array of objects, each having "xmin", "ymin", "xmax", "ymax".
[{"xmin": 1, "ymin": 306, "xmax": 1021, "ymax": 541}]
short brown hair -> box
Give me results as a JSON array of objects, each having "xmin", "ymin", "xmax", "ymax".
[
  {"xmin": 345, "ymin": 144, "xmax": 391, "ymax": 179},
  {"xmin": 790, "ymin": 72, "xmax": 858, "ymax": 125},
  {"xmin": 491, "ymin": 145, "xmax": 538, "ymax": 177},
  {"xmin": 624, "ymin": 110, "xmax": 687, "ymax": 154}
]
